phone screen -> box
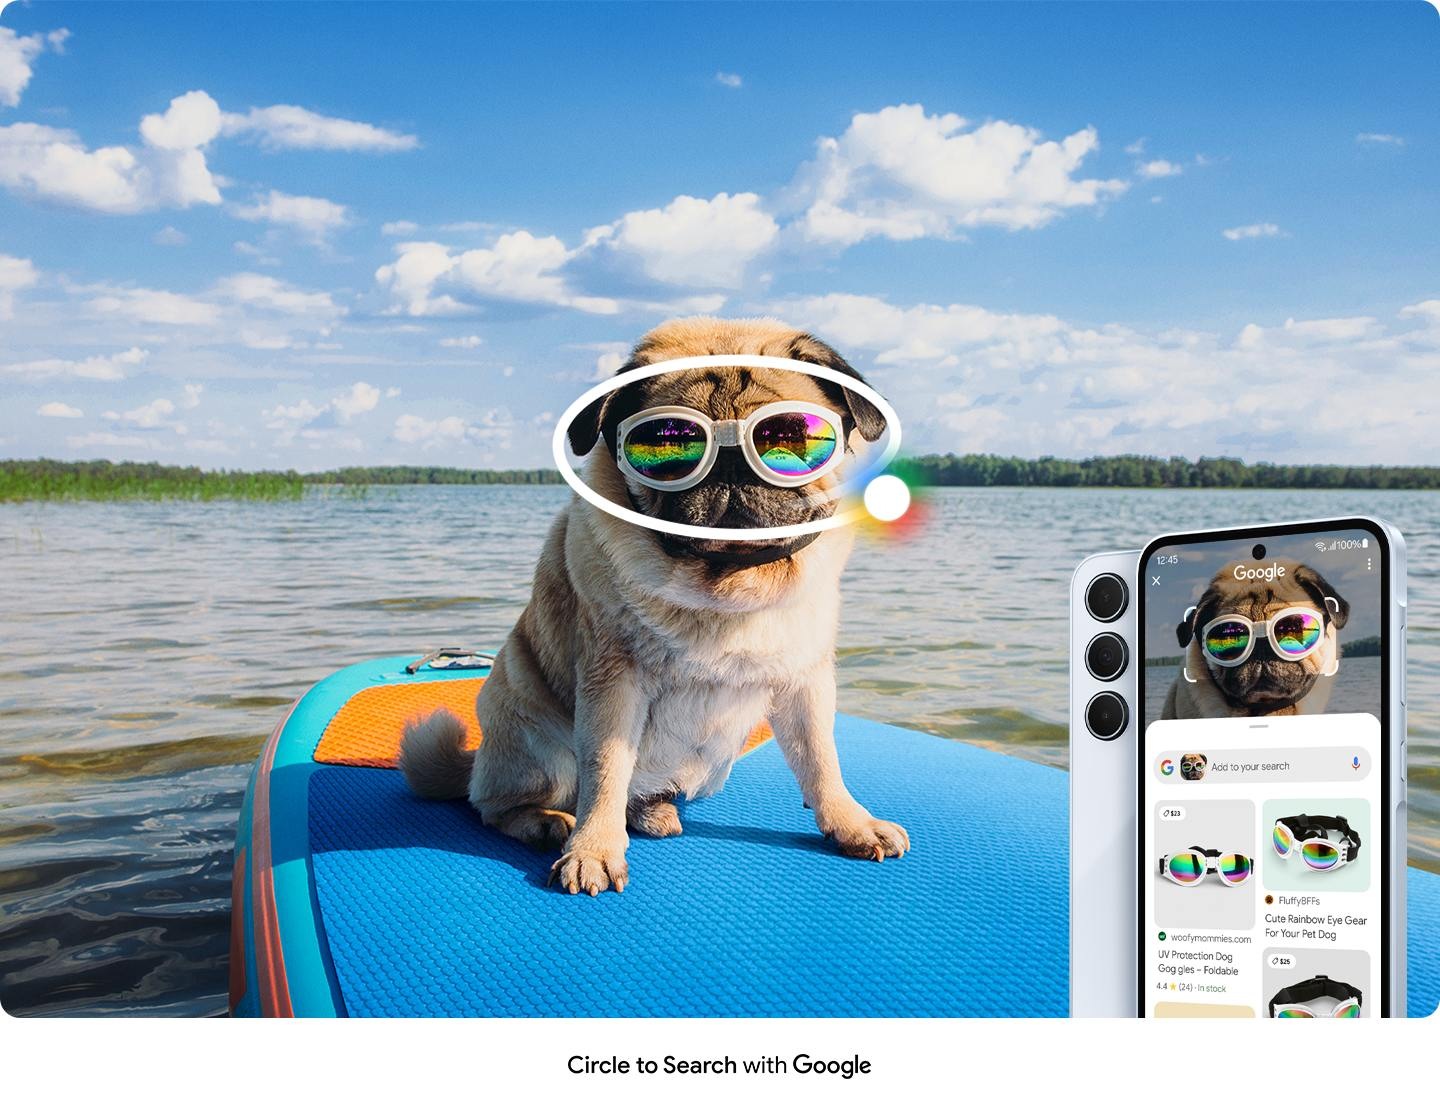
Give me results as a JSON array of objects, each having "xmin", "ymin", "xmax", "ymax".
[{"xmin": 1138, "ymin": 522, "xmax": 1391, "ymax": 1017}]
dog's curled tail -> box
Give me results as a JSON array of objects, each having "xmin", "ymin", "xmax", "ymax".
[{"xmin": 398, "ymin": 708, "xmax": 475, "ymax": 800}]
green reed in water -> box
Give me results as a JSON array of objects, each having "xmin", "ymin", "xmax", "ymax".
[{"xmin": 0, "ymin": 460, "xmax": 306, "ymax": 502}]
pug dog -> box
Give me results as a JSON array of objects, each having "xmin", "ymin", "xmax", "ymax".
[
  {"xmin": 399, "ymin": 317, "xmax": 909, "ymax": 895},
  {"xmin": 1161, "ymin": 560, "xmax": 1349, "ymax": 719}
]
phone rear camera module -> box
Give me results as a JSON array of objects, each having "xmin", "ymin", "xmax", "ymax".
[
  {"xmin": 1085, "ymin": 692, "xmax": 1129, "ymax": 741},
  {"xmin": 1085, "ymin": 632, "xmax": 1129, "ymax": 682},
  {"xmin": 1084, "ymin": 573, "xmax": 1129, "ymax": 622},
  {"xmin": 1252, "ymin": 543, "xmax": 1267, "ymax": 560}
]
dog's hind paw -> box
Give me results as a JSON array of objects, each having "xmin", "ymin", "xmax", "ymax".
[
  {"xmin": 549, "ymin": 846, "xmax": 629, "ymax": 896},
  {"xmin": 627, "ymin": 796, "xmax": 682, "ymax": 838},
  {"xmin": 825, "ymin": 815, "xmax": 910, "ymax": 862},
  {"xmin": 494, "ymin": 806, "xmax": 576, "ymax": 851}
]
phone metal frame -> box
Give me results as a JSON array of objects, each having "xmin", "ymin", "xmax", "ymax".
[
  {"xmin": 1135, "ymin": 516, "xmax": 1407, "ymax": 1017},
  {"xmin": 1069, "ymin": 551, "xmax": 1139, "ymax": 1017}
]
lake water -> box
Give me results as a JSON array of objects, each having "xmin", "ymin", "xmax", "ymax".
[{"xmin": 1, "ymin": 486, "xmax": 1435, "ymax": 1016}]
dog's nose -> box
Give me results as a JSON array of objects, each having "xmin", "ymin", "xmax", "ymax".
[{"xmin": 710, "ymin": 447, "xmax": 751, "ymax": 484}]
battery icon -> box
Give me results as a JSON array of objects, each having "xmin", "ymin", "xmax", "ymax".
[{"xmin": 1362, "ymin": 538, "xmax": 1369, "ymax": 548}]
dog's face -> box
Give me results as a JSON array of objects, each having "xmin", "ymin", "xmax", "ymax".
[
  {"xmin": 1178, "ymin": 560, "xmax": 1349, "ymax": 712},
  {"xmin": 1180, "ymin": 753, "xmax": 1207, "ymax": 781},
  {"xmin": 567, "ymin": 318, "xmax": 886, "ymax": 573}
]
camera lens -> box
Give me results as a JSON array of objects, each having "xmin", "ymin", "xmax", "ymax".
[
  {"xmin": 1085, "ymin": 692, "xmax": 1129, "ymax": 741},
  {"xmin": 1085, "ymin": 632, "xmax": 1129, "ymax": 681},
  {"xmin": 1252, "ymin": 543, "xmax": 1266, "ymax": 560},
  {"xmin": 1084, "ymin": 573, "xmax": 1129, "ymax": 622}
]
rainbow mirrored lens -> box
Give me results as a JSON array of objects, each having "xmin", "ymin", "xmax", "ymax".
[
  {"xmin": 1168, "ymin": 852, "xmax": 1204, "ymax": 884},
  {"xmin": 1273, "ymin": 610, "xmax": 1323, "ymax": 655},
  {"xmin": 1219, "ymin": 853, "xmax": 1252, "ymax": 884},
  {"xmin": 622, "ymin": 418, "xmax": 708, "ymax": 482},
  {"xmin": 751, "ymin": 412, "xmax": 837, "ymax": 477},
  {"xmin": 1334, "ymin": 1001, "xmax": 1361, "ymax": 1018},
  {"xmin": 1302, "ymin": 841, "xmax": 1340, "ymax": 871},
  {"xmin": 1204, "ymin": 619, "xmax": 1252, "ymax": 661},
  {"xmin": 1276, "ymin": 1008, "xmax": 1315, "ymax": 1018},
  {"xmin": 1273, "ymin": 824, "xmax": 1293, "ymax": 856}
]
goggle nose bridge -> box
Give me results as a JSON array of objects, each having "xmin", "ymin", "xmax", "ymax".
[{"xmin": 714, "ymin": 421, "xmax": 742, "ymax": 447}]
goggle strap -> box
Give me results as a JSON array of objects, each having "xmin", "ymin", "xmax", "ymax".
[
  {"xmin": 1277, "ymin": 814, "xmax": 1362, "ymax": 858},
  {"xmin": 1268, "ymin": 975, "xmax": 1363, "ymax": 1016}
]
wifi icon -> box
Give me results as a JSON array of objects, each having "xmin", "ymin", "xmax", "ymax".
[{"xmin": 1315, "ymin": 541, "xmax": 1327, "ymax": 552}]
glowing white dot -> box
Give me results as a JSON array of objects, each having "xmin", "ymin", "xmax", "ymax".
[{"xmin": 863, "ymin": 475, "xmax": 910, "ymax": 522}]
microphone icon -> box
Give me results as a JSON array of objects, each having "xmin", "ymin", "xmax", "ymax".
[{"xmin": 1351, "ymin": 755, "xmax": 1361, "ymax": 770}]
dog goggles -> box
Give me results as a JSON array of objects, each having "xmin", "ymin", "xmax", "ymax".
[
  {"xmin": 616, "ymin": 401, "xmax": 846, "ymax": 491},
  {"xmin": 1198, "ymin": 606, "xmax": 1327, "ymax": 667},
  {"xmin": 1272, "ymin": 814, "xmax": 1361, "ymax": 872},
  {"xmin": 1269, "ymin": 975, "xmax": 1363, "ymax": 1018},
  {"xmin": 1158, "ymin": 846, "xmax": 1253, "ymax": 887}
]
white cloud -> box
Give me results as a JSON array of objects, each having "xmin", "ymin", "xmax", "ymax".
[
  {"xmin": 1137, "ymin": 159, "xmax": 1182, "ymax": 178},
  {"xmin": 593, "ymin": 350, "xmax": 625, "ymax": 379},
  {"xmin": 1124, "ymin": 138, "xmax": 1147, "ymax": 156},
  {"xmin": 103, "ymin": 396, "xmax": 182, "ymax": 431},
  {"xmin": 332, "ymin": 381, "xmax": 380, "ymax": 421},
  {"xmin": 392, "ymin": 408, "xmax": 514, "ymax": 449},
  {"xmin": 789, "ymin": 103, "xmax": 1128, "ymax": 245},
  {"xmin": 0, "ymin": 90, "xmax": 222, "ymax": 212},
  {"xmin": 232, "ymin": 189, "xmax": 349, "ymax": 242},
  {"xmin": 769, "ymin": 291, "xmax": 1440, "ymax": 461},
  {"xmin": 439, "ymin": 334, "xmax": 483, "ymax": 348},
  {"xmin": 89, "ymin": 287, "xmax": 225, "ymax": 326},
  {"xmin": 0, "ymin": 251, "xmax": 38, "ymax": 318},
  {"xmin": 1222, "ymin": 222, "xmax": 1283, "ymax": 241},
  {"xmin": 375, "ymin": 233, "xmax": 618, "ymax": 316},
  {"xmin": 37, "ymin": 401, "xmax": 82, "ymax": 418},
  {"xmin": 66, "ymin": 430, "xmax": 161, "ymax": 451},
  {"xmin": 715, "ymin": 71, "xmax": 743, "ymax": 89},
  {"xmin": 153, "ymin": 225, "xmax": 188, "ymax": 246},
  {"xmin": 381, "ymin": 219, "xmax": 420, "ymax": 236},
  {"xmin": 182, "ymin": 383, "xmax": 204, "ymax": 408},
  {"xmin": 2, "ymin": 346, "xmax": 146, "ymax": 382},
  {"xmin": 1356, "ymin": 132, "xmax": 1405, "ymax": 147},
  {"xmin": 0, "ymin": 26, "xmax": 68, "ymax": 109},
  {"xmin": 221, "ymin": 104, "xmax": 418, "ymax": 152},
  {"xmin": 262, "ymin": 382, "xmax": 387, "ymax": 442},
  {"xmin": 588, "ymin": 192, "xmax": 778, "ymax": 288},
  {"xmin": 212, "ymin": 273, "xmax": 345, "ymax": 319}
]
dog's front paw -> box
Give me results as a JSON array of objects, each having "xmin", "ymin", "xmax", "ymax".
[
  {"xmin": 549, "ymin": 844, "xmax": 629, "ymax": 896},
  {"xmin": 822, "ymin": 812, "xmax": 910, "ymax": 862}
]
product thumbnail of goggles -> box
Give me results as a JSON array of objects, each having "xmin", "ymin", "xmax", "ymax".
[
  {"xmin": 1268, "ymin": 975, "xmax": 1363, "ymax": 1018},
  {"xmin": 1158, "ymin": 846, "xmax": 1254, "ymax": 887},
  {"xmin": 616, "ymin": 401, "xmax": 846, "ymax": 491},
  {"xmin": 1272, "ymin": 814, "xmax": 1361, "ymax": 872},
  {"xmin": 1198, "ymin": 603, "xmax": 1335, "ymax": 668}
]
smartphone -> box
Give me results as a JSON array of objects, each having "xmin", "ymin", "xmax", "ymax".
[
  {"xmin": 1137, "ymin": 518, "xmax": 1406, "ymax": 1017},
  {"xmin": 1069, "ymin": 551, "xmax": 1139, "ymax": 1017}
]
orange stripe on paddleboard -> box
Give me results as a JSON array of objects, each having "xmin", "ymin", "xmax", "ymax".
[{"xmin": 249, "ymin": 703, "xmax": 295, "ymax": 1018}]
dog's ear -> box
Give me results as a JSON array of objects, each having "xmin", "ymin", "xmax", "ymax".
[
  {"xmin": 785, "ymin": 334, "xmax": 887, "ymax": 443},
  {"xmin": 567, "ymin": 392, "xmax": 612, "ymax": 456},
  {"xmin": 1293, "ymin": 564, "xmax": 1350, "ymax": 629},
  {"xmin": 567, "ymin": 356, "xmax": 650, "ymax": 457},
  {"xmin": 1177, "ymin": 591, "xmax": 1219, "ymax": 648}
]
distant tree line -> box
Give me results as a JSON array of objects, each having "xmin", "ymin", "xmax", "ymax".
[
  {"xmin": 6, "ymin": 457, "xmax": 1438, "ymax": 503},
  {"xmin": 1, "ymin": 459, "xmax": 303, "ymax": 502},
  {"xmin": 891, "ymin": 454, "xmax": 1440, "ymax": 490},
  {"xmin": 305, "ymin": 465, "xmax": 564, "ymax": 485}
]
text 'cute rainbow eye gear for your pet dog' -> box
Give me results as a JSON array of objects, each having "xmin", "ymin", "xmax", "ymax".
[
  {"xmin": 616, "ymin": 401, "xmax": 845, "ymax": 491},
  {"xmin": 1158, "ymin": 846, "xmax": 1253, "ymax": 887},
  {"xmin": 1197, "ymin": 604, "xmax": 1333, "ymax": 667},
  {"xmin": 1269, "ymin": 975, "xmax": 1363, "ymax": 1018},
  {"xmin": 1272, "ymin": 814, "xmax": 1362, "ymax": 872}
]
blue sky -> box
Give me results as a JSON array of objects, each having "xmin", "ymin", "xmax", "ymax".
[{"xmin": 1, "ymin": 1, "xmax": 1437, "ymax": 470}]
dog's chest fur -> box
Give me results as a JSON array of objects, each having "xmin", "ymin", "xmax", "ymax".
[{"xmin": 617, "ymin": 566, "xmax": 841, "ymax": 799}]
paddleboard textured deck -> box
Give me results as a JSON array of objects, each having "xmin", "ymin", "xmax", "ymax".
[{"xmin": 230, "ymin": 656, "xmax": 1440, "ymax": 1017}]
